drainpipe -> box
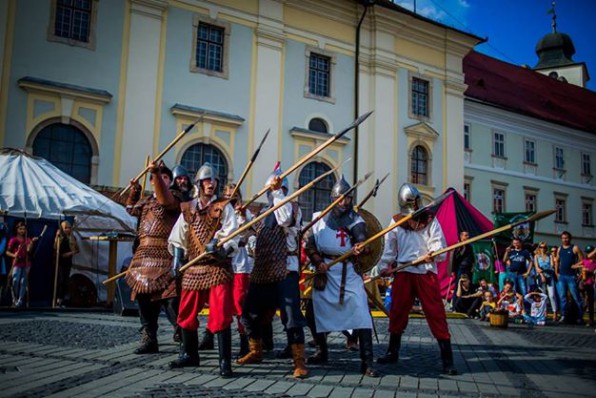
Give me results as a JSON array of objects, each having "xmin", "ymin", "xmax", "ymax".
[{"xmin": 354, "ymin": 0, "xmax": 374, "ymax": 190}]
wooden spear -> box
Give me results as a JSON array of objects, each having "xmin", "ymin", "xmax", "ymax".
[
  {"xmin": 229, "ymin": 128, "xmax": 270, "ymax": 200},
  {"xmin": 240, "ymin": 111, "xmax": 373, "ymax": 210},
  {"xmin": 354, "ymin": 172, "xmax": 389, "ymax": 213}
]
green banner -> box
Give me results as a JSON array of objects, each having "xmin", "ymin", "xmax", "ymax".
[
  {"xmin": 493, "ymin": 211, "xmax": 535, "ymax": 246},
  {"xmin": 471, "ymin": 240, "xmax": 496, "ymax": 284}
]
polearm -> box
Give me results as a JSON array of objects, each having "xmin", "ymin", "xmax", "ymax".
[
  {"xmin": 177, "ymin": 163, "xmax": 341, "ymax": 273},
  {"xmin": 240, "ymin": 111, "xmax": 373, "ymax": 210},
  {"xmin": 118, "ymin": 115, "xmax": 204, "ymax": 198},
  {"xmin": 300, "ymin": 171, "xmax": 373, "ymax": 235},
  {"xmin": 140, "ymin": 155, "xmax": 151, "ymax": 194},
  {"xmin": 367, "ymin": 209, "xmax": 557, "ymax": 283},
  {"xmin": 229, "ymin": 128, "xmax": 270, "ymax": 200},
  {"xmin": 304, "ymin": 190, "xmax": 454, "ymax": 281},
  {"xmin": 103, "ymin": 162, "xmax": 342, "ymax": 284},
  {"xmin": 354, "ymin": 173, "xmax": 389, "ymax": 213}
]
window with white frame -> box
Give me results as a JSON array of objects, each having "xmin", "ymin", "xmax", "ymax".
[
  {"xmin": 582, "ymin": 153, "xmax": 592, "ymax": 176},
  {"xmin": 411, "ymin": 77, "xmax": 430, "ymax": 117},
  {"xmin": 555, "ymin": 197, "xmax": 567, "ymax": 223},
  {"xmin": 554, "ymin": 146, "xmax": 565, "ymax": 170},
  {"xmin": 583, "ymin": 201, "xmax": 593, "ymax": 226},
  {"xmin": 191, "ymin": 16, "xmax": 230, "ymax": 78},
  {"xmin": 493, "ymin": 132, "xmax": 505, "ymax": 158},
  {"xmin": 308, "ymin": 53, "xmax": 331, "ymax": 98},
  {"xmin": 464, "ymin": 124, "xmax": 470, "ymax": 150},
  {"xmin": 493, "ymin": 188, "xmax": 505, "ymax": 213},
  {"xmin": 524, "ymin": 140, "xmax": 535, "ymax": 164},
  {"xmin": 48, "ymin": 0, "xmax": 97, "ymax": 50},
  {"xmin": 525, "ymin": 193, "xmax": 537, "ymax": 212}
]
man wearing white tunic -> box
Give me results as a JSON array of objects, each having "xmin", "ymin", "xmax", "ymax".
[
  {"xmin": 376, "ymin": 183, "xmax": 457, "ymax": 375},
  {"xmin": 304, "ymin": 175, "xmax": 379, "ymax": 378}
]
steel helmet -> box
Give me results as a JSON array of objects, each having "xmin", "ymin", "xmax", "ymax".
[{"xmin": 397, "ymin": 183, "xmax": 421, "ymax": 215}]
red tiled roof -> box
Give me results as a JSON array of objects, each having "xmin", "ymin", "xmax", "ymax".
[{"xmin": 463, "ymin": 51, "xmax": 596, "ymax": 133}]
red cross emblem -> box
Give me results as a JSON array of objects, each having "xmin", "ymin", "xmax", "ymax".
[{"xmin": 336, "ymin": 229, "xmax": 348, "ymax": 247}]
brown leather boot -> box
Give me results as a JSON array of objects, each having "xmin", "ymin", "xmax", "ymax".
[
  {"xmin": 291, "ymin": 343, "xmax": 309, "ymax": 379},
  {"xmin": 236, "ymin": 338, "xmax": 263, "ymax": 364}
]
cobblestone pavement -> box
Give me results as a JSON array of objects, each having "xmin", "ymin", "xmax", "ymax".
[{"xmin": 0, "ymin": 310, "xmax": 595, "ymax": 397}]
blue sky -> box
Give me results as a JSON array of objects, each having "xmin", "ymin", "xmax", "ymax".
[{"xmin": 392, "ymin": 0, "xmax": 596, "ymax": 91}]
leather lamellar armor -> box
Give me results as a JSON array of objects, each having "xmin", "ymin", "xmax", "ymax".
[
  {"xmin": 125, "ymin": 192, "xmax": 182, "ymax": 295},
  {"xmin": 250, "ymin": 202, "xmax": 298, "ymax": 284},
  {"xmin": 180, "ymin": 199, "xmax": 233, "ymax": 291}
]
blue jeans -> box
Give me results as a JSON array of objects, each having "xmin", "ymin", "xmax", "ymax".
[
  {"xmin": 511, "ymin": 273, "xmax": 528, "ymax": 297},
  {"xmin": 11, "ymin": 267, "xmax": 28, "ymax": 306},
  {"xmin": 557, "ymin": 274, "xmax": 583, "ymax": 318}
]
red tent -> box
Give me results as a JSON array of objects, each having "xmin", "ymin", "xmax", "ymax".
[{"xmin": 433, "ymin": 188, "xmax": 493, "ymax": 297}]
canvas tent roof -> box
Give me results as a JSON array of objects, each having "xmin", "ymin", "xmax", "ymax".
[{"xmin": 0, "ymin": 148, "xmax": 135, "ymax": 233}]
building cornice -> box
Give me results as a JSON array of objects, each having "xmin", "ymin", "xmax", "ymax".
[{"xmin": 18, "ymin": 76, "xmax": 112, "ymax": 104}]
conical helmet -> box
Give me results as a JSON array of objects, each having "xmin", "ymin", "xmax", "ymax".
[
  {"xmin": 398, "ymin": 183, "xmax": 421, "ymax": 215},
  {"xmin": 172, "ymin": 164, "xmax": 190, "ymax": 181},
  {"xmin": 194, "ymin": 162, "xmax": 217, "ymax": 184},
  {"xmin": 330, "ymin": 174, "xmax": 351, "ymax": 199}
]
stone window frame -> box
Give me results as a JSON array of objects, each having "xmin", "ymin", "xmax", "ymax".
[
  {"xmin": 491, "ymin": 180, "xmax": 508, "ymax": 214},
  {"xmin": 47, "ymin": 0, "xmax": 98, "ymax": 51},
  {"xmin": 582, "ymin": 197, "xmax": 594, "ymax": 227},
  {"xmin": 408, "ymin": 74, "xmax": 432, "ymax": 121},
  {"xmin": 523, "ymin": 138, "xmax": 536, "ymax": 165},
  {"xmin": 409, "ymin": 144, "xmax": 430, "ymax": 186},
  {"xmin": 304, "ymin": 46, "xmax": 336, "ymax": 104},
  {"xmin": 492, "ymin": 130, "xmax": 506, "ymax": 159},
  {"xmin": 190, "ymin": 14, "xmax": 231, "ymax": 80},
  {"xmin": 554, "ymin": 192, "xmax": 568, "ymax": 224}
]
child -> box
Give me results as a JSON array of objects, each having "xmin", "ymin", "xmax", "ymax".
[
  {"xmin": 478, "ymin": 291, "xmax": 496, "ymax": 321},
  {"xmin": 497, "ymin": 280, "xmax": 523, "ymax": 322},
  {"xmin": 523, "ymin": 291, "xmax": 548, "ymax": 326}
]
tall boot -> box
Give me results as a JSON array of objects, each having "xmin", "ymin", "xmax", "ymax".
[
  {"xmin": 134, "ymin": 327, "xmax": 158, "ymax": 354},
  {"xmin": 290, "ymin": 343, "xmax": 309, "ymax": 379},
  {"xmin": 307, "ymin": 333, "xmax": 328, "ymax": 364},
  {"xmin": 217, "ymin": 328, "xmax": 233, "ymax": 378},
  {"xmin": 198, "ymin": 328, "xmax": 214, "ymax": 350},
  {"xmin": 236, "ymin": 333, "xmax": 249, "ymax": 359},
  {"xmin": 169, "ymin": 329, "xmax": 200, "ymax": 368},
  {"xmin": 359, "ymin": 329, "xmax": 379, "ymax": 377},
  {"xmin": 438, "ymin": 339, "xmax": 458, "ymax": 375},
  {"xmin": 262, "ymin": 322, "xmax": 274, "ymax": 352},
  {"xmin": 377, "ymin": 333, "xmax": 401, "ymax": 364},
  {"xmin": 236, "ymin": 338, "xmax": 263, "ymax": 364}
]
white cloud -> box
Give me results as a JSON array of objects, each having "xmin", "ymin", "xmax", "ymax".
[{"xmin": 458, "ymin": 0, "xmax": 470, "ymax": 8}]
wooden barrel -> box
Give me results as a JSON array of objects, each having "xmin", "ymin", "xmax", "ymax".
[{"xmin": 489, "ymin": 311, "xmax": 509, "ymax": 328}]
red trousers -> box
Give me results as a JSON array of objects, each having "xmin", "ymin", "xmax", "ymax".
[
  {"xmin": 389, "ymin": 271, "xmax": 450, "ymax": 340},
  {"xmin": 232, "ymin": 273, "xmax": 250, "ymax": 334},
  {"xmin": 177, "ymin": 282, "xmax": 233, "ymax": 332}
]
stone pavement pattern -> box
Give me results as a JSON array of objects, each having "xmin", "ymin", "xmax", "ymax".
[{"xmin": 0, "ymin": 311, "xmax": 595, "ymax": 397}]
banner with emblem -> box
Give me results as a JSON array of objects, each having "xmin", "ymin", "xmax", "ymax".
[
  {"xmin": 471, "ymin": 240, "xmax": 496, "ymax": 285},
  {"xmin": 493, "ymin": 211, "xmax": 536, "ymax": 246}
]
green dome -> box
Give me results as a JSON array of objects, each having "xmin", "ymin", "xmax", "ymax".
[{"xmin": 534, "ymin": 32, "xmax": 576, "ymax": 69}]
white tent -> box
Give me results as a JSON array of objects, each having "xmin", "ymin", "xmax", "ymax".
[{"xmin": 0, "ymin": 148, "xmax": 137, "ymax": 303}]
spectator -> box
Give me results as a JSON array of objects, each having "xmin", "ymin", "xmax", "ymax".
[
  {"xmin": 497, "ymin": 280, "xmax": 523, "ymax": 322},
  {"xmin": 573, "ymin": 245, "xmax": 595, "ymax": 327},
  {"xmin": 453, "ymin": 274, "xmax": 480, "ymax": 317},
  {"xmin": 5, "ymin": 222, "xmax": 38, "ymax": 308},
  {"xmin": 452, "ymin": 231, "xmax": 475, "ymax": 291},
  {"xmin": 478, "ymin": 291, "xmax": 496, "ymax": 321},
  {"xmin": 53, "ymin": 220, "xmax": 79, "ymax": 307},
  {"xmin": 534, "ymin": 242, "xmax": 559, "ymax": 322},
  {"xmin": 503, "ymin": 238, "xmax": 533, "ymax": 297},
  {"xmin": 523, "ymin": 290, "xmax": 548, "ymax": 326},
  {"xmin": 555, "ymin": 231, "xmax": 584, "ymax": 324}
]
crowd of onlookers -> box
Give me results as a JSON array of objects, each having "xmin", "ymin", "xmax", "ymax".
[
  {"xmin": 0, "ymin": 220, "xmax": 78, "ymax": 308},
  {"xmin": 451, "ymin": 230, "xmax": 596, "ymax": 328}
]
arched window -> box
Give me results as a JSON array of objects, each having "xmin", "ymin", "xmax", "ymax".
[
  {"xmin": 32, "ymin": 123, "xmax": 92, "ymax": 183},
  {"xmin": 180, "ymin": 143, "xmax": 228, "ymax": 194},
  {"xmin": 298, "ymin": 162, "xmax": 335, "ymax": 221},
  {"xmin": 410, "ymin": 145, "xmax": 428, "ymax": 185},
  {"xmin": 308, "ymin": 118, "xmax": 328, "ymax": 133}
]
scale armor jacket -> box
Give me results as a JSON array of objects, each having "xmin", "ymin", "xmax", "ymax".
[
  {"xmin": 250, "ymin": 202, "xmax": 299, "ymax": 284},
  {"xmin": 125, "ymin": 191, "xmax": 183, "ymax": 295},
  {"xmin": 180, "ymin": 198, "xmax": 233, "ymax": 291}
]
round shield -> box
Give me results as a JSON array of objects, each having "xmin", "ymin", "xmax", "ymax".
[{"xmin": 354, "ymin": 208, "xmax": 384, "ymax": 274}]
